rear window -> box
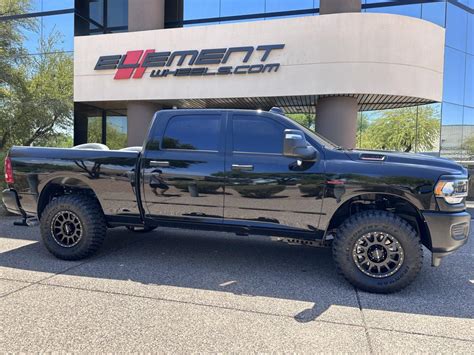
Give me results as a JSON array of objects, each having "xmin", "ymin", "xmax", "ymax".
[{"xmin": 162, "ymin": 115, "xmax": 221, "ymax": 151}]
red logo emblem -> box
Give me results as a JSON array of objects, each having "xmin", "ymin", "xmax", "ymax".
[{"xmin": 114, "ymin": 49, "xmax": 155, "ymax": 80}]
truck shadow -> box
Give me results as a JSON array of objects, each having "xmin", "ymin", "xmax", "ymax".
[{"xmin": 1, "ymin": 223, "xmax": 472, "ymax": 322}]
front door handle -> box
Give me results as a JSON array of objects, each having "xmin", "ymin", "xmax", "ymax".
[
  {"xmin": 150, "ymin": 160, "xmax": 170, "ymax": 167},
  {"xmin": 232, "ymin": 164, "xmax": 254, "ymax": 171}
]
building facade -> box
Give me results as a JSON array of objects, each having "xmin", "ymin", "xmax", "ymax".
[{"xmin": 0, "ymin": 0, "xmax": 473, "ymax": 159}]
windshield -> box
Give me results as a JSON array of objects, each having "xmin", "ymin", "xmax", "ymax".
[{"xmin": 281, "ymin": 115, "xmax": 339, "ymax": 149}]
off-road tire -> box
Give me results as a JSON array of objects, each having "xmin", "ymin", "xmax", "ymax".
[
  {"xmin": 126, "ymin": 225, "xmax": 157, "ymax": 233},
  {"xmin": 332, "ymin": 211, "xmax": 423, "ymax": 293},
  {"xmin": 40, "ymin": 195, "xmax": 106, "ymax": 260}
]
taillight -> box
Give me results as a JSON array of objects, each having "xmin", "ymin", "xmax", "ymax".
[{"xmin": 4, "ymin": 156, "xmax": 14, "ymax": 184}]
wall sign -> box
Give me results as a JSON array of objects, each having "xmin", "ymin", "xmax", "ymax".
[{"xmin": 94, "ymin": 44, "xmax": 285, "ymax": 80}]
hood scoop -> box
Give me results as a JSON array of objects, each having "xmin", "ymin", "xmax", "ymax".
[{"xmin": 359, "ymin": 153, "xmax": 386, "ymax": 162}]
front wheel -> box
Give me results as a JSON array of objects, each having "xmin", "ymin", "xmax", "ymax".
[
  {"xmin": 40, "ymin": 195, "xmax": 106, "ymax": 260},
  {"xmin": 332, "ymin": 211, "xmax": 423, "ymax": 293}
]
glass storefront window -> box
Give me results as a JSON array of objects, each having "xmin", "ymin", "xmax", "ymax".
[
  {"xmin": 183, "ymin": 0, "xmax": 320, "ymax": 24},
  {"xmin": 74, "ymin": 0, "xmax": 128, "ymax": 35},
  {"xmin": 42, "ymin": 13, "xmax": 74, "ymax": 52},
  {"xmin": 442, "ymin": 102, "xmax": 464, "ymax": 125},
  {"xmin": 184, "ymin": 0, "xmax": 220, "ymax": 20},
  {"xmin": 421, "ymin": 2, "xmax": 445, "ymax": 27},
  {"xmin": 6, "ymin": 0, "xmax": 74, "ymax": 12},
  {"xmin": 0, "ymin": 0, "xmax": 39, "ymax": 15},
  {"xmin": 106, "ymin": 116, "xmax": 128, "ymax": 150},
  {"xmin": 467, "ymin": 13, "xmax": 474, "ymax": 55},
  {"xmin": 364, "ymin": 1, "xmax": 396, "ymax": 3},
  {"xmin": 42, "ymin": 0, "xmax": 74, "ymax": 12},
  {"xmin": 462, "ymin": 107, "xmax": 474, "ymax": 159},
  {"xmin": 356, "ymin": 105, "xmax": 440, "ymax": 154},
  {"xmin": 107, "ymin": 0, "xmax": 128, "ymax": 28},
  {"xmin": 417, "ymin": 103, "xmax": 441, "ymax": 154},
  {"xmin": 464, "ymin": 106, "xmax": 474, "ymax": 125},
  {"xmin": 441, "ymin": 103, "xmax": 465, "ymax": 160},
  {"xmin": 8, "ymin": 13, "xmax": 73, "ymax": 55},
  {"xmin": 457, "ymin": 0, "xmax": 473, "ymax": 7},
  {"xmin": 446, "ymin": 2, "xmax": 468, "ymax": 51},
  {"xmin": 465, "ymin": 54, "xmax": 474, "ymax": 108},
  {"xmin": 266, "ymin": 0, "xmax": 314, "ymax": 12},
  {"xmin": 87, "ymin": 116, "xmax": 103, "ymax": 144},
  {"xmin": 443, "ymin": 47, "xmax": 466, "ymax": 105},
  {"xmin": 18, "ymin": 19, "xmax": 41, "ymax": 54},
  {"xmin": 30, "ymin": 0, "xmax": 42, "ymax": 13},
  {"xmin": 89, "ymin": 0, "xmax": 104, "ymax": 26},
  {"xmin": 366, "ymin": 4, "xmax": 421, "ymax": 18},
  {"xmin": 83, "ymin": 112, "xmax": 127, "ymax": 149},
  {"xmin": 220, "ymin": 0, "xmax": 265, "ymax": 17}
]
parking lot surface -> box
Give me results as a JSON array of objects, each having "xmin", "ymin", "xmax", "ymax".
[{"xmin": 1, "ymin": 216, "xmax": 473, "ymax": 352}]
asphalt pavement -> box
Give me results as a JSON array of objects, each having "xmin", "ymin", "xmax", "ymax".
[{"xmin": 0, "ymin": 216, "xmax": 473, "ymax": 352}]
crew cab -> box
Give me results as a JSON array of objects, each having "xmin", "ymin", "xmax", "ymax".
[{"xmin": 2, "ymin": 108, "xmax": 470, "ymax": 293}]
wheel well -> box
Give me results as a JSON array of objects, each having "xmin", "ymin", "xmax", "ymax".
[
  {"xmin": 327, "ymin": 194, "xmax": 431, "ymax": 249},
  {"xmin": 37, "ymin": 178, "xmax": 102, "ymax": 219}
]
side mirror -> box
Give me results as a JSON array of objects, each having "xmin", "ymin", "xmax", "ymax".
[{"xmin": 283, "ymin": 129, "xmax": 317, "ymax": 161}]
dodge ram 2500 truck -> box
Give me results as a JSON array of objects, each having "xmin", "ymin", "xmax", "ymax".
[{"xmin": 2, "ymin": 108, "xmax": 470, "ymax": 293}]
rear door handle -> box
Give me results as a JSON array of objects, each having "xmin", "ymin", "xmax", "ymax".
[
  {"xmin": 150, "ymin": 160, "xmax": 170, "ymax": 167},
  {"xmin": 231, "ymin": 164, "xmax": 254, "ymax": 171}
]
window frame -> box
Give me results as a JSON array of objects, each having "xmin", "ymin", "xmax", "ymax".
[{"xmin": 160, "ymin": 113, "xmax": 225, "ymax": 153}]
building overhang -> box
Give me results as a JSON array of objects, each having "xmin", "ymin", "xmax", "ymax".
[{"xmin": 74, "ymin": 13, "xmax": 445, "ymax": 112}]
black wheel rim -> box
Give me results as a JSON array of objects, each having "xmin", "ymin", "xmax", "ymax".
[
  {"xmin": 352, "ymin": 231, "xmax": 404, "ymax": 278},
  {"xmin": 51, "ymin": 211, "xmax": 83, "ymax": 248}
]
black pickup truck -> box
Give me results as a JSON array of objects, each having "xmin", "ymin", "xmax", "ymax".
[{"xmin": 2, "ymin": 108, "xmax": 470, "ymax": 293}]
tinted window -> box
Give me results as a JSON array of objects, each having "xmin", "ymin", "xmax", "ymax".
[
  {"xmin": 233, "ymin": 115, "xmax": 283, "ymax": 154},
  {"xmin": 163, "ymin": 115, "xmax": 221, "ymax": 151}
]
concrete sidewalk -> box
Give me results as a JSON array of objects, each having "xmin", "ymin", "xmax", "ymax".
[{"xmin": 1, "ymin": 216, "xmax": 473, "ymax": 352}]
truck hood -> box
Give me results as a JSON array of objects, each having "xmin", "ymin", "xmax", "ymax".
[{"xmin": 344, "ymin": 149, "xmax": 467, "ymax": 176}]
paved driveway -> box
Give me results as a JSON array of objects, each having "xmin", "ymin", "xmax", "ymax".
[{"xmin": 1, "ymin": 216, "xmax": 473, "ymax": 352}]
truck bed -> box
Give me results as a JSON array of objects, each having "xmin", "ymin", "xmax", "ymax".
[{"xmin": 7, "ymin": 146, "xmax": 140, "ymax": 217}]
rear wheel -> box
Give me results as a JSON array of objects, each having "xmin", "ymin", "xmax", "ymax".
[
  {"xmin": 332, "ymin": 211, "xmax": 423, "ymax": 293},
  {"xmin": 40, "ymin": 195, "xmax": 106, "ymax": 260}
]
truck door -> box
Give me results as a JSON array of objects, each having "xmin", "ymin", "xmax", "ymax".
[
  {"xmin": 224, "ymin": 112, "xmax": 325, "ymax": 232},
  {"xmin": 141, "ymin": 111, "xmax": 226, "ymax": 224}
]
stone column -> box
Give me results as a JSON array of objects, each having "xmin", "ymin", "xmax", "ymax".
[
  {"xmin": 128, "ymin": 0, "xmax": 165, "ymax": 31},
  {"xmin": 127, "ymin": 0, "xmax": 167, "ymax": 146},
  {"xmin": 127, "ymin": 102, "xmax": 162, "ymax": 147},
  {"xmin": 316, "ymin": 1, "xmax": 361, "ymax": 148},
  {"xmin": 315, "ymin": 97, "xmax": 359, "ymax": 149}
]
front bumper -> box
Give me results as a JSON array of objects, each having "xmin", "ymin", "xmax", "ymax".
[
  {"xmin": 2, "ymin": 188, "xmax": 24, "ymax": 216},
  {"xmin": 422, "ymin": 211, "xmax": 470, "ymax": 266}
]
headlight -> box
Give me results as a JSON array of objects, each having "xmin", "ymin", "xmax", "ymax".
[{"xmin": 434, "ymin": 177, "xmax": 468, "ymax": 204}]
